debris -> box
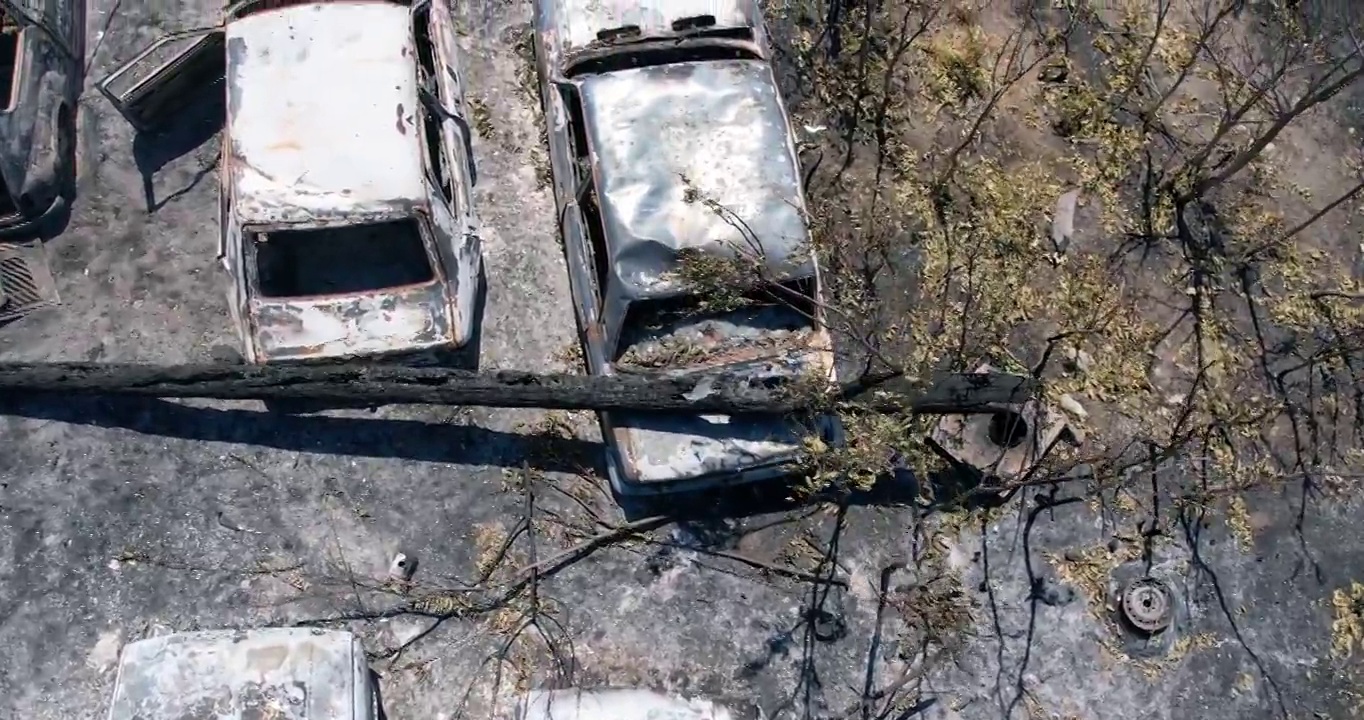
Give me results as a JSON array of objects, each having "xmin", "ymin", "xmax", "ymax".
[
  {"xmin": 1050, "ymin": 189, "xmax": 1080, "ymax": 254},
  {"xmin": 216, "ymin": 510, "xmax": 261, "ymax": 535},
  {"xmin": 388, "ymin": 552, "xmax": 417, "ymax": 582},
  {"xmin": 930, "ymin": 363, "xmax": 1080, "ymax": 481}
]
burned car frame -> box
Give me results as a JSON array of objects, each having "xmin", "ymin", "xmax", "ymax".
[
  {"xmin": 96, "ymin": 0, "xmax": 482, "ymax": 364},
  {"xmin": 532, "ymin": 0, "xmax": 840, "ymax": 495},
  {"xmin": 0, "ymin": 0, "xmax": 82, "ymax": 237}
]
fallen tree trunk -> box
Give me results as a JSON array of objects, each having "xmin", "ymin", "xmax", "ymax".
[{"xmin": 0, "ymin": 362, "xmax": 1038, "ymax": 415}]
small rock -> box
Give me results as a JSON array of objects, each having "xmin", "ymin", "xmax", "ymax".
[
  {"xmin": 1058, "ymin": 393, "xmax": 1088, "ymax": 419},
  {"xmin": 87, "ymin": 630, "xmax": 124, "ymax": 673},
  {"xmin": 1061, "ymin": 346, "xmax": 1093, "ymax": 374},
  {"xmin": 1051, "ymin": 189, "xmax": 1081, "ymax": 253},
  {"xmin": 1034, "ymin": 578, "xmax": 1075, "ymax": 606},
  {"xmin": 1038, "ymin": 60, "xmax": 1068, "ymax": 83},
  {"xmin": 208, "ymin": 343, "xmax": 243, "ymax": 364}
]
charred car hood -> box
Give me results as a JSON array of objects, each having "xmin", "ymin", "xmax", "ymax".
[{"xmin": 248, "ymin": 282, "xmax": 453, "ymax": 362}]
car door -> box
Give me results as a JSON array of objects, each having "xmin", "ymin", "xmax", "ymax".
[
  {"xmin": 217, "ymin": 158, "xmax": 249, "ymax": 356},
  {"xmin": 95, "ymin": 26, "xmax": 225, "ymax": 133},
  {"xmin": 419, "ymin": 0, "xmax": 476, "ymax": 234}
]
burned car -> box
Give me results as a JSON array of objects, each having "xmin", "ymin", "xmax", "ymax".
[
  {"xmin": 97, "ymin": 0, "xmax": 481, "ymax": 364},
  {"xmin": 0, "ymin": 0, "xmax": 81, "ymax": 237},
  {"xmin": 533, "ymin": 0, "xmax": 840, "ymax": 495},
  {"xmin": 106, "ymin": 628, "xmax": 378, "ymax": 719}
]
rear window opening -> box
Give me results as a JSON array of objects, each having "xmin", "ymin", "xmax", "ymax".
[
  {"xmin": 252, "ymin": 218, "xmax": 435, "ymax": 299},
  {"xmin": 566, "ymin": 29, "xmax": 759, "ymax": 78},
  {"xmin": 0, "ymin": 10, "xmax": 21, "ymax": 112},
  {"xmin": 613, "ymin": 277, "xmax": 820, "ymax": 369}
]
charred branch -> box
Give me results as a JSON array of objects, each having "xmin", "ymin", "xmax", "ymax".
[{"xmin": 0, "ymin": 362, "xmax": 1037, "ymax": 415}]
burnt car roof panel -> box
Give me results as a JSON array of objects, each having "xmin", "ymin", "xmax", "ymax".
[
  {"xmin": 226, "ymin": 2, "xmax": 427, "ymax": 226},
  {"xmin": 539, "ymin": 0, "xmax": 761, "ymax": 58},
  {"xmin": 579, "ymin": 59, "xmax": 811, "ymax": 301},
  {"xmin": 106, "ymin": 628, "xmax": 367, "ymax": 720}
]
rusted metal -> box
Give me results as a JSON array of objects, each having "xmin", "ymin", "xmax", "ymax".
[
  {"xmin": 533, "ymin": 0, "xmax": 837, "ymax": 495},
  {"xmin": 105, "ymin": 628, "xmax": 377, "ymax": 720},
  {"xmin": 930, "ymin": 363, "xmax": 1080, "ymax": 481},
  {"xmin": 97, "ymin": 0, "xmax": 483, "ymax": 365},
  {"xmin": 0, "ymin": 0, "xmax": 81, "ymax": 237}
]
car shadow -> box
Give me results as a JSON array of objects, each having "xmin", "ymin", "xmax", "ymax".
[
  {"xmin": 0, "ymin": 394, "xmax": 603, "ymax": 473},
  {"xmin": 615, "ymin": 465, "xmax": 927, "ymax": 522},
  {"xmin": 131, "ymin": 80, "xmax": 225, "ymax": 213}
]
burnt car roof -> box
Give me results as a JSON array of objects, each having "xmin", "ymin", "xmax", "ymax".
[
  {"xmin": 106, "ymin": 628, "xmax": 366, "ymax": 720},
  {"xmin": 579, "ymin": 59, "xmax": 812, "ymax": 302},
  {"xmin": 536, "ymin": 0, "xmax": 761, "ymax": 60},
  {"xmin": 226, "ymin": 2, "xmax": 427, "ymax": 226}
]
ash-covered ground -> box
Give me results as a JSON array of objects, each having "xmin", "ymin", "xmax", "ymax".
[{"xmin": 0, "ymin": 1, "xmax": 1362, "ymax": 718}]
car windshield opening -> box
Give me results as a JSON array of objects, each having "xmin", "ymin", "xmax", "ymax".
[
  {"xmin": 564, "ymin": 32, "xmax": 760, "ymax": 78},
  {"xmin": 0, "ymin": 9, "xmax": 20, "ymax": 112},
  {"xmin": 613, "ymin": 277, "xmax": 820, "ymax": 370},
  {"xmin": 253, "ymin": 218, "xmax": 435, "ymax": 299}
]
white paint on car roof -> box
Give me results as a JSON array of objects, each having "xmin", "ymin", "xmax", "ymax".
[{"xmin": 226, "ymin": 2, "xmax": 426, "ymax": 226}]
